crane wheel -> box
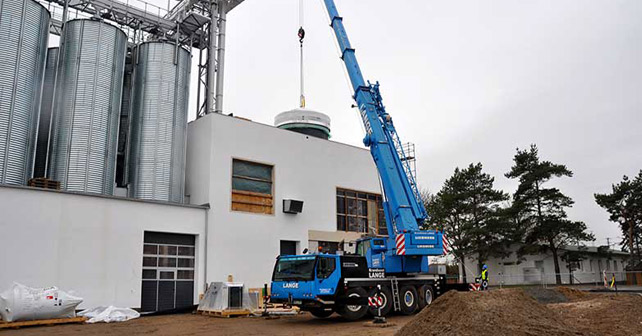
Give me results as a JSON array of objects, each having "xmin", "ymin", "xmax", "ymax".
[
  {"xmin": 309, "ymin": 308, "xmax": 334, "ymax": 318},
  {"xmin": 417, "ymin": 284, "xmax": 434, "ymax": 311},
  {"xmin": 398, "ymin": 285, "xmax": 419, "ymax": 315},
  {"xmin": 337, "ymin": 287, "xmax": 368, "ymax": 321}
]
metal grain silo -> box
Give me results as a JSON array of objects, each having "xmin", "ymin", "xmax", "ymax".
[
  {"xmin": 49, "ymin": 19, "xmax": 127, "ymax": 195},
  {"xmin": 34, "ymin": 47, "xmax": 58, "ymax": 178},
  {"xmin": 128, "ymin": 41, "xmax": 191, "ymax": 202},
  {"xmin": 0, "ymin": 0, "xmax": 49, "ymax": 185}
]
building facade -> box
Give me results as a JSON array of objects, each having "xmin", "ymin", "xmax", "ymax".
[
  {"xmin": 0, "ymin": 112, "xmax": 383, "ymax": 310},
  {"xmin": 461, "ymin": 245, "xmax": 629, "ymax": 286}
]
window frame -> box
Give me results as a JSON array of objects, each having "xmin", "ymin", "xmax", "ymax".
[
  {"xmin": 230, "ymin": 158, "xmax": 275, "ymax": 215},
  {"xmin": 336, "ymin": 187, "xmax": 387, "ymax": 235}
]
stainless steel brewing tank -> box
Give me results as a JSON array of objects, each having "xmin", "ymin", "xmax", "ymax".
[
  {"xmin": 0, "ymin": 0, "xmax": 50, "ymax": 184},
  {"xmin": 49, "ymin": 19, "xmax": 127, "ymax": 195},
  {"xmin": 128, "ymin": 41, "xmax": 191, "ymax": 202},
  {"xmin": 34, "ymin": 47, "xmax": 58, "ymax": 178}
]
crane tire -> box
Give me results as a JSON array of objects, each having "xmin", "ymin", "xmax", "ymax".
[
  {"xmin": 417, "ymin": 284, "xmax": 434, "ymax": 311},
  {"xmin": 399, "ymin": 285, "xmax": 419, "ymax": 315},
  {"xmin": 337, "ymin": 287, "xmax": 368, "ymax": 321}
]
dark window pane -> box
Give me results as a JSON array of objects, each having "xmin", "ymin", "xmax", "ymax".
[
  {"xmin": 346, "ymin": 198, "xmax": 357, "ymax": 216},
  {"xmin": 177, "ymin": 270, "xmax": 194, "ymax": 280},
  {"xmin": 345, "ymin": 191, "xmax": 356, "ymax": 197},
  {"xmin": 337, "ymin": 189, "xmax": 345, "ymax": 196},
  {"xmin": 357, "ymin": 193, "xmax": 367, "ymax": 199},
  {"xmin": 347, "ymin": 216, "xmax": 358, "ymax": 232},
  {"xmin": 378, "ymin": 210, "xmax": 388, "ymax": 235},
  {"xmin": 159, "ymin": 271, "xmax": 175, "ymax": 280},
  {"xmin": 178, "ymin": 246, "xmax": 195, "ymax": 256},
  {"xmin": 232, "ymin": 160, "xmax": 272, "ymax": 181},
  {"xmin": 158, "ymin": 257, "xmax": 177, "ymax": 267},
  {"xmin": 143, "ymin": 257, "xmax": 157, "ymax": 267},
  {"xmin": 142, "ymin": 269, "xmax": 157, "ymax": 279},
  {"xmin": 368, "ymin": 194, "xmax": 376, "ymax": 200},
  {"xmin": 143, "ymin": 244, "xmax": 158, "ymax": 255},
  {"xmin": 337, "ymin": 215, "xmax": 346, "ymax": 231},
  {"xmin": 336, "ymin": 196, "xmax": 345, "ymax": 214},
  {"xmin": 232, "ymin": 177, "xmax": 272, "ymax": 194},
  {"xmin": 159, "ymin": 246, "xmax": 177, "ymax": 256},
  {"xmin": 358, "ymin": 217, "xmax": 368, "ymax": 233},
  {"xmin": 178, "ymin": 258, "xmax": 195, "ymax": 268},
  {"xmin": 358, "ymin": 200, "xmax": 368, "ymax": 216}
]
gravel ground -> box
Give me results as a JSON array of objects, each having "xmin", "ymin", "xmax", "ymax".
[{"xmin": 2, "ymin": 312, "xmax": 414, "ymax": 336}]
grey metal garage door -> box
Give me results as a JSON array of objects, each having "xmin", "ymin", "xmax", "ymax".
[{"xmin": 141, "ymin": 232, "xmax": 196, "ymax": 312}]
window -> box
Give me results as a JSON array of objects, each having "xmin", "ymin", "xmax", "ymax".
[
  {"xmin": 231, "ymin": 159, "xmax": 274, "ymax": 214},
  {"xmin": 336, "ymin": 188, "xmax": 387, "ymax": 234},
  {"xmin": 317, "ymin": 257, "xmax": 336, "ymax": 279}
]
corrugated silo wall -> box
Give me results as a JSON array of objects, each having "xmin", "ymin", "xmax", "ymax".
[
  {"xmin": 48, "ymin": 19, "xmax": 127, "ymax": 195},
  {"xmin": 34, "ymin": 47, "xmax": 59, "ymax": 178},
  {"xmin": 128, "ymin": 42, "xmax": 191, "ymax": 202},
  {"xmin": 0, "ymin": 0, "xmax": 50, "ymax": 184}
]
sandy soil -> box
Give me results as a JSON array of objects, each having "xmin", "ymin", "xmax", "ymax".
[
  {"xmin": 2, "ymin": 312, "xmax": 414, "ymax": 336},
  {"xmin": 397, "ymin": 288, "xmax": 642, "ymax": 336}
]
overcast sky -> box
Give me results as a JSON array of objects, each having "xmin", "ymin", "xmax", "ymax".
[
  {"xmin": 49, "ymin": 0, "xmax": 642, "ymax": 247},
  {"xmin": 211, "ymin": 0, "xmax": 642, "ymax": 248}
]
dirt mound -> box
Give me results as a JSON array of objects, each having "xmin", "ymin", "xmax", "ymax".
[
  {"xmin": 396, "ymin": 289, "xmax": 581, "ymax": 336},
  {"xmin": 554, "ymin": 287, "xmax": 588, "ymax": 301},
  {"xmin": 524, "ymin": 287, "xmax": 568, "ymax": 304},
  {"xmin": 548, "ymin": 293, "xmax": 642, "ymax": 336}
]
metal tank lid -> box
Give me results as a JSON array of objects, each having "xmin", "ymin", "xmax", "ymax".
[
  {"xmin": 274, "ymin": 108, "xmax": 331, "ymax": 129},
  {"xmin": 274, "ymin": 108, "xmax": 331, "ymax": 140}
]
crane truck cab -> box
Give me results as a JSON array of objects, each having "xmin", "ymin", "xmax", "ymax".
[{"xmin": 270, "ymin": 254, "xmax": 372, "ymax": 320}]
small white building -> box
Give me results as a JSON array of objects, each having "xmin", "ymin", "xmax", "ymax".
[
  {"xmin": 461, "ymin": 245, "xmax": 629, "ymax": 286},
  {"xmin": 0, "ymin": 112, "xmax": 385, "ymax": 311}
]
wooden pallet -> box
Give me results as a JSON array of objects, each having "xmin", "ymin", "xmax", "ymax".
[
  {"xmin": 0, "ymin": 316, "xmax": 87, "ymax": 329},
  {"xmin": 28, "ymin": 177, "xmax": 61, "ymax": 190},
  {"xmin": 198, "ymin": 309, "xmax": 252, "ymax": 318}
]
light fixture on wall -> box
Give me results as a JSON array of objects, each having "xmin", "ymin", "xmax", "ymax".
[{"xmin": 283, "ymin": 199, "xmax": 304, "ymax": 214}]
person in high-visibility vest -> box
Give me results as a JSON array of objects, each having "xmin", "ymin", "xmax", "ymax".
[{"xmin": 481, "ymin": 264, "xmax": 489, "ymax": 291}]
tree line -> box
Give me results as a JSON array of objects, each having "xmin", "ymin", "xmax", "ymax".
[{"xmin": 422, "ymin": 144, "xmax": 641, "ymax": 285}]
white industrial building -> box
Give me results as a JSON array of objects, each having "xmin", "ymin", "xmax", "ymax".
[
  {"xmin": 0, "ymin": 0, "xmax": 391, "ymax": 313},
  {"xmin": 461, "ymin": 245, "xmax": 629, "ymax": 286},
  {"xmin": 0, "ymin": 111, "xmax": 384, "ymax": 311}
]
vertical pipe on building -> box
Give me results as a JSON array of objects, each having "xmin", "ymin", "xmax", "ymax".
[
  {"xmin": 206, "ymin": 1, "xmax": 218, "ymax": 114},
  {"xmin": 214, "ymin": 0, "xmax": 226, "ymax": 114},
  {"xmin": 45, "ymin": 0, "xmax": 68, "ymax": 176}
]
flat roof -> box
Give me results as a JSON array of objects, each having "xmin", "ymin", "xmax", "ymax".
[{"xmin": 189, "ymin": 112, "xmax": 371, "ymax": 153}]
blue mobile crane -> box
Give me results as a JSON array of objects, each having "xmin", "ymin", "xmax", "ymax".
[{"xmin": 270, "ymin": 0, "xmax": 470, "ymax": 320}]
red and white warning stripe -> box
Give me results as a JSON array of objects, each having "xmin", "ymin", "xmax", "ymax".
[
  {"xmin": 395, "ymin": 234, "xmax": 406, "ymax": 255},
  {"xmin": 368, "ymin": 295, "xmax": 384, "ymax": 308},
  {"xmin": 469, "ymin": 283, "xmax": 481, "ymax": 291},
  {"xmin": 442, "ymin": 235, "xmax": 450, "ymax": 255}
]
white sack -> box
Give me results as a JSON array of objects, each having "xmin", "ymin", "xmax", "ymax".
[
  {"xmin": 0, "ymin": 283, "xmax": 83, "ymax": 322},
  {"xmin": 78, "ymin": 306, "xmax": 140, "ymax": 323}
]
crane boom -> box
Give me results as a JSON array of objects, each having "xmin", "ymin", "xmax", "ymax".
[
  {"xmin": 322, "ymin": 0, "xmax": 444, "ymax": 266},
  {"xmin": 323, "ymin": 0, "xmax": 426, "ymax": 233}
]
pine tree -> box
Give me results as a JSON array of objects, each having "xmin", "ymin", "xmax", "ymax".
[
  {"xmin": 426, "ymin": 163, "xmax": 509, "ymax": 281},
  {"xmin": 505, "ymin": 144, "xmax": 594, "ymax": 285},
  {"xmin": 595, "ymin": 171, "xmax": 642, "ymax": 265}
]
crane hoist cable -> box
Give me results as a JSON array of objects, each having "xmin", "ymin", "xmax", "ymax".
[{"xmin": 298, "ymin": 0, "xmax": 306, "ymax": 108}]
